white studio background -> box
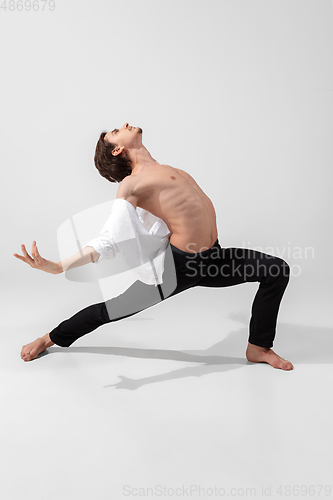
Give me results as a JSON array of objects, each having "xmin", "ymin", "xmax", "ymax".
[
  {"xmin": 1, "ymin": 0, "xmax": 332, "ymax": 291},
  {"xmin": 1, "ymin": 3, "xmax": 333, "ymax": 499}
]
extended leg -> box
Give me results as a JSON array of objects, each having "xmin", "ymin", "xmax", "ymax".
[
  {"xmin": 48, "ymin": 281, "xmax": 164, "ymax": 348},
  {"xmin": 21, "ymin": 282, "xmax": 170, "ymax": 359}
]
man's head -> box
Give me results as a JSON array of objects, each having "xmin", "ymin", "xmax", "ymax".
[{"xmin": 94, "ymin": 123, "xmax": 143, "ymax": 183}]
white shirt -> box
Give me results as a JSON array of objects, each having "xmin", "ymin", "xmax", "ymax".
[{"xmin": 84, "ymin": 198, "xmax": 171, "ymax": 286}]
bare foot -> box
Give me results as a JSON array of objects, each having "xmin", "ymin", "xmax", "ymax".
[
  {"xmin": 246, "ymin": 342, "xmax": 293, "ymax": 370},
  {"xmin": 21, "ymin": 333, "xmax": 54, "ymax": 362}
]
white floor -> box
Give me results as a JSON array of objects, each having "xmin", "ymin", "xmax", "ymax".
[{"xmin": 2, "ymin": 272, "xmax": 333, "ymax": 500}]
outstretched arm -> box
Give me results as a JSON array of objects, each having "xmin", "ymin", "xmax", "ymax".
[
  {"xmin": 14, "ymin": 241, "xmax": 100, "ymax": 274},
  {"xmin": 57, "ymin": 245, "xmax": 100, "ymax": 272},
  {"xmin": 15, "ymin": 180, "xmax": 139, "ymax": 275}
]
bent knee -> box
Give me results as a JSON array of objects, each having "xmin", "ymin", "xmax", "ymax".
[
  {"xmin": 269, "ymin": 258, "xmax": 290, "ymax": 281},
  {"xmin": 280, "ymin": 259, "xmax": 290, "ymax": 279}
]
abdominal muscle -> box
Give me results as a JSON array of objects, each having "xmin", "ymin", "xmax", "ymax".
[{"xmin": 133, "ymin": 165, "xmax": 218, "ymax": 254}]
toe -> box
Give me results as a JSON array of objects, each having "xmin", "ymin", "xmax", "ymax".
[{"xmin": 27, "ymin": 350, "xmax": 36, "ymax": 360}]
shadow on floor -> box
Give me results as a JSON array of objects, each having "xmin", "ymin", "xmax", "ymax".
[{"xmin": 47, "ymin": 314, "xmax": 333, "ymax": 390}]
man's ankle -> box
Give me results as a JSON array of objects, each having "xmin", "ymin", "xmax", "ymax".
[
  {"xmin": 41, "ymin": 333, "xmax": 55, "ymax": 348},
  {"xmin": 247, "ymin": 342, "xmax": 270, "ymax": 352}
]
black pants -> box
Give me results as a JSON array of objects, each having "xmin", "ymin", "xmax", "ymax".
[{"xmin": 49, "ymin": 238, "xmax": 290, "ymax": 349}]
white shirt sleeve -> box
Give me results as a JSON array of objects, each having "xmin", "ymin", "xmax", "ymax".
[
  {"xmin": 83, "ymin": 199, "xmax": 171, "ymax": 284},
  {"xmin": 84, "ymin": 205, "xmax": 155, "ymax": 263},
  {"xmin": 84, "ymin": 227, "xmax": 119, "ymax": 262}
]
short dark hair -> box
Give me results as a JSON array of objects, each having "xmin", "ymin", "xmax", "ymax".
[{"xmin": 94, "ymin": 132, "xmax": 132, "ymax": 183}]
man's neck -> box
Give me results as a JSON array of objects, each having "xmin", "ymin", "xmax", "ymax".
[{"xmin": 128, "ymin": 146, "xmax": 160, "ymax": 175}]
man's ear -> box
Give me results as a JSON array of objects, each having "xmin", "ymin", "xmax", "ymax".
[{"xmin": 112, "ymin": 145, "xmax": 125, "ymax": 157}]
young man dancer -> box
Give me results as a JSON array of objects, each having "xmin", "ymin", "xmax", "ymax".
[{"xmin": 16, "ymin": 123, "xmax": 293, "ymax": 370}]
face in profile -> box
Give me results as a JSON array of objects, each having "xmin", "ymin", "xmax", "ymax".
[{"xmin": 104, "ymin": 123, "xmax": 143, "ymax": 151}]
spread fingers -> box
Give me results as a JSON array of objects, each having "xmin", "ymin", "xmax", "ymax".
[
  {"xmin": 32, "ymin": 241, "xmax": 41, "ymax": 262},
  {"xmin": 21, "ymin": 244, "xmax": 34, "ymax": 265},
  {"xmin": 13, "ymin": 253, "xmax": 26, "ymax": 262}
]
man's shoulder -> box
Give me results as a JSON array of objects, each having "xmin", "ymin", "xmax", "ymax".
[
  {"xmin": 118, "ymin": 174, "xmax": 134, "ymax": 187},
  {"xmin": 174, "ymin": 167, "xmax": 197, "ymax": 184},
  {"xmin": 116, "ymin": 175, "xmax": 138, "ymax": 208}
]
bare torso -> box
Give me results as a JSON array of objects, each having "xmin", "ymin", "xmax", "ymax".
[{"xmin": 127, "ymin": 164, "xmax": 218, "ymax": 253}]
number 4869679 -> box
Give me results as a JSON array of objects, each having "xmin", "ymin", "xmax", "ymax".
[{"xmin": 0, "ymin": 0, "xmax": 55, "ymax": 11}]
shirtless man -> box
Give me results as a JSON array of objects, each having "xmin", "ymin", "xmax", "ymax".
[{"xmin": 17, "ymin": 123, "xmax": 293, "ymax": 370}]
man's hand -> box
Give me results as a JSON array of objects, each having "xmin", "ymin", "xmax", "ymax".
[{"xmin": 13, "ymin": 241, "xmax": 62, "ymax": 275}]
